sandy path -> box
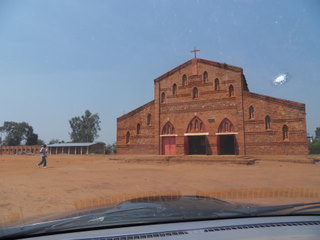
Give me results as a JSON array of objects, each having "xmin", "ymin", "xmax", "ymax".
[{"xmin": 0, "ymin": 154, "xmax": 319, "ymax": 226}]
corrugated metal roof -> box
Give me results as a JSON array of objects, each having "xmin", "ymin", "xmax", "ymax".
[{"xmin": 47, "ymin": 142, "xmax": 97, "ymax": 147}]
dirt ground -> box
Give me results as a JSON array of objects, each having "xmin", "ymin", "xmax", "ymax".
[{"xmin": 1, "ymin": 154, "xmax": 320, "ymax": 226}]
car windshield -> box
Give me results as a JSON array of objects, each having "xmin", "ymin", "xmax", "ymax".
[{"xmin": 0, "ymin": 0, "xmax": 319, "ymax": 238}]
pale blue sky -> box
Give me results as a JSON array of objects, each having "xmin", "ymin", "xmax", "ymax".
[{"xmin": 0, "ymin": 0, "xmax": 319, "ymax": 144}]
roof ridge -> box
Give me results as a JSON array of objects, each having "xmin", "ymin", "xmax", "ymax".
[
  {"xmin": 47, "ymin": 142, "xmax": 98, "ymax": 147},
  {"xmin": 117, "ymin": 100, "xmax": 154, "ymax": 121},
  {"xmin": 154, "ymin": 58, "xmax": 243, "ymax": 83},
  {"xmin": 245, "ymin": 91, "xmax": 305, "ymax": 110}
]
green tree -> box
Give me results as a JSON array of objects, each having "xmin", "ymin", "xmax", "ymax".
[
  {"xmin": 105, "ymin": 142, "xmax": 117, "ymax": 154},
  {"xmin": 309, "ymin": 139, "xmax": 320, "ymax": 154},
  {"xmin": 0, "ymin": 121, "xmax": 39, "ymax": 146},
  {"xmin": 69, "ymin": 110, "xmax": 101, "ymax": 142},
  {"xmin": 25, "ymin": 126, "xmax": 39, "ymax": 145},
  {"xmin": 48, "ymin": 138, "xmax": 64, "ymax": 144},
  {"xmin": 37, "ymin": 139, "xmax": 45, "ymax": 145},
  {"xmin": 315, "ymin": 128, "xmax": 320, "ymax": 139}
]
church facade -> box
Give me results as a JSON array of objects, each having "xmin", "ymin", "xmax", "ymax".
[{"xmin": 117, "ymin": 57, "xmax": 308, "ymax": 155}]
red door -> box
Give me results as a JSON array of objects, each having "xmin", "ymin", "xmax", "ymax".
[
  {"xmin": 162, "ymin": 137, "xmax": 176, "ymax": 155},
  {"xmin": 217, "ymin": 135, "xmax": 221, "ymax": 155},
  {"xmin": 184, "ymin": 136, "xmax": 189, "ymax": 155}
]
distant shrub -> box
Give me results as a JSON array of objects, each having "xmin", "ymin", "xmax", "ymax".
[
  {"xmin": 105, "ymin": 143, "xmax": 117, "ymax": 154},
  {"xmin": 309, "ymin": 139, "xmax": 320, "ymax": 154}
]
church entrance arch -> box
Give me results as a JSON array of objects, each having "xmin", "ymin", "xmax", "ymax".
[
  {"xmin": 161, "ymin": 122, "xmax": 176, "ymax": 155},
  {"xmin": 216, "ymin": 118, "xmax": 237, "ymax": 155},
  {"xmin": 184, "ymin": 116, "xmax": 208, "ymax": 155}
]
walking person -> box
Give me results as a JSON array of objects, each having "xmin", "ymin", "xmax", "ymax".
[{"xmin": 38, "ymin": 144, "xmax": 47, "ymax": 168}]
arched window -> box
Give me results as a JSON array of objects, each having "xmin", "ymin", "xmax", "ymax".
[
  {"xmin": 265, "ymin": 115, "xmax": 271, "ymax": 130},
  {"xmin": 229, "ymin": 85, "xmax": 234, "ymax": 97},
  {"xmin": 137, "ymin": 123, "xmax": 141, "ymax": 135},
  {"xmin": 249, "ymin": 106, "xmax": 254, "ymax": 119},
  {"xmin": 214, "ymin": 78, "xmax": 220, "ymax": 91},
  {"xmin": 126, "ymin": 131, "xmax": 130, "ymax": 144},
  {"xmin": 162, "ymin": 122, "xmax": 175, "ymax": 135},
  {"xmin": 218, "ymin": 118, "xmax": 235, "ymax": 133},
  {"xmin": 182, "ymin": 74, "xmax": 187, "ymax": 87},
  {"xmin": 161, "ymin": 92, "xmax": 165, "ymax": 103},
  {"xmin": 147, "ymin": 113, "xmax": 151, "ymax": 126},
  {"xmin": 193, "ymin": 87, "xmax": 198, "ymax": 99},
  {"xmin": 187, "ymin": 116, "xmax": 205, "ymax": 133},
  {"xmin": 203, "ymin": 71, "xmax": 208, "ymax": 83},
  {"xmin": 172, "ymin": 83, "xmax": 177, "ymax": 96},
  {"xmin": 283, "ymin": 125, "xmax": 289, "ymax": 140}
]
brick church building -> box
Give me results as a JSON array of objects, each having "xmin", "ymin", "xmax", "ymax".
[{"xmin": 117, "ymin": 55, "xmax": 308, "ymax": 155}]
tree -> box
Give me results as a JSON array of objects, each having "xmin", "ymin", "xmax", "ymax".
[
  {"xmin": 69, "ymin": 110, "xmax": 101, "ymax": 143},
  {"xmin": 37, "ymin": 139, "xmax": 45, "ymax": 145},
  {"xmin": 308, "ymin": 127, "xmax": 320, "ymax": 154},
  {"xmin": 105, "ymin": 142, "xmax": 117, "ymax": 154},
  {"xmin": 0, "ymin": 121, "xmax": 39, "ymax": 146},
  {"xmin": 25, "ymin": 126, "xmax": 39, "ymax": 145},
  {"xmin": 309, "ymin": 139, "xmax": 320, "ymax": 154},
  {"xmin": 49, "ymin": 139, "xmax": 64, "ymax": 144},
  {"xmin": 315, "ymin": 128, "xmax": 320, "ymax": 139}
]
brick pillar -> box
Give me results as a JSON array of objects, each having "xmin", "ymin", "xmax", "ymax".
[{"xmin": 154, "ymin": 80, "xmax": 161, "ymax": 154}]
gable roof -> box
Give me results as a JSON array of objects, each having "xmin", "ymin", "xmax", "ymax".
[
  {"xmin": 47, "ymin": 142, "xmax": 100, "ymax": 147},
  {"xmin": 117, "ymin": 100, "xmax": 154, "ymax": 122},
  {"xmin": 154, "ymin": 58, "xmax": 243, "ymax": 83},
  {"xmin": 244, "ymin": 91, "xmax": 305, "ymax": 111}
]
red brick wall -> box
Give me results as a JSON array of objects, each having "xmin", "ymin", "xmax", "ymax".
[
  {"xmin": 155, "ymin": 60, "xmax": 246, "ymax": 155},
  {"xmin": 117, "ymin": 101, "xmax": 158, "ymax": 154},
  {"xmin": 243, "ymin": 92, "xmax": 308, "ymax": 155},
  {"xmin": 116, "ymin": 58, "xmax": 308, "ymax": 155},
  {"xmin": 0, "ymin": 145, "xmax": 41, "ymax": 155}
]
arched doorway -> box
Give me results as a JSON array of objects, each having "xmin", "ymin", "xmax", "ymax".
[
  {"xmin": 184, "ymin": 116, "xmax": 208, "ymax": 155},
  {"xmin": 216, "ymin": 118, "xmax": 237, "ymax": 155},
  {"xmin": 161, "ymin": 122, "xmax": 176, "ymax": 155}
]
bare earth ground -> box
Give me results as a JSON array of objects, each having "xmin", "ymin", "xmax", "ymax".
[{"xmin": 1, "ymin": 154, "xmax": 320, "ymax": 226}]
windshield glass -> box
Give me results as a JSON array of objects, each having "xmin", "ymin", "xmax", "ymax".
[{"xmin": 0, "ymin": 0, "xmax": 319, "ymax": 237}]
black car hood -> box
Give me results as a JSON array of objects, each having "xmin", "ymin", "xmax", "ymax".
[
  {"xmin": 1, "ymin": 195, "xmax": 319, "ymax": 239},
  {"xmin": 0, "ymin": 195, "xmax": 249, "ymax": 239},
  {"xmin": 50, "ymin": 195, "xmax": 249, "ymax": 227}
]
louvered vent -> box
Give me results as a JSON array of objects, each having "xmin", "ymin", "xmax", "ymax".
[
  {"xmin": 102, "ymin": 231, "xmax": 188, "ymax": 240},
  {"xmin": 204, "ymin": 221, "xmax": 320, "ymax": 232},
  {"xmin": 79, "ymin": 221, "xmax": 320, "ymax": 240}
]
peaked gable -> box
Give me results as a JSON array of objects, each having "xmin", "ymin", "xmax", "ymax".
[{"xmin": 154, "ymin": 58, "xmax": 243, "ymax": 83}]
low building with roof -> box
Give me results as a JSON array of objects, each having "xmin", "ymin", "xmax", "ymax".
[
  {"xmin": 47, "ymin": 142, "xmax": 105, "ymax": 155},
  {"xmin": 0, "ymin": 145, "xmax": 41, "ymax": 155}
]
